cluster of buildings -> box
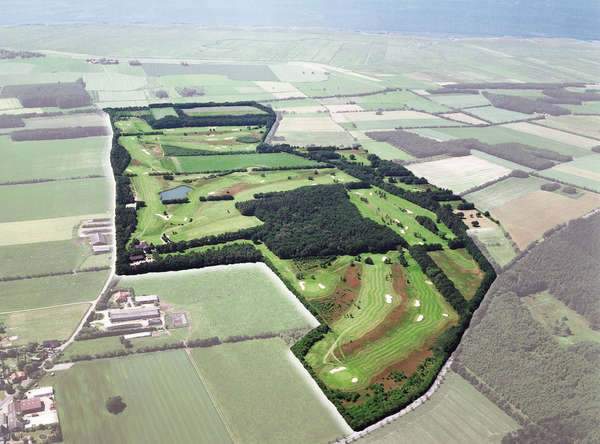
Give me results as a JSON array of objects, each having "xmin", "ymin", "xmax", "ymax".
[
  {"xmin": 94, "ymin": 291, "xmax": 164, "ymax": 333},
  {"xmin": 86, "ymin": 57, "xmax": 119, "ymax": 65},
  {"xmin": 79, "ymin": 218, "xmax": 112, "ymax": 255},
  {"xmin": 129, "ymin": 241, "xmax": 152, "ymax": 265},
  {"xmin": 1, "ymin": 386, "xmax": 58, "ymax": 436}
]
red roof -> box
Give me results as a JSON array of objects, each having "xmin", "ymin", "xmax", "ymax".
[{"xmin": 18, "ymin": 397, "xmax": 42, "ymax": 414}]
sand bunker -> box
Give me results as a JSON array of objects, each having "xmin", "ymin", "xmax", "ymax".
[
  {"xmin": 318, "ymin": 283, "xmax": 326, "ymax": 289},
  {"xmin": 381, "ymin": 256, "xmax": 387, "ymax": 262},
  {"xmin": 351, "ymin": 377, "xmax": 359, "ymax": 383},
  {"xmin": 385, "ymin": 294, "xmax": 393, "ymax": 304},
  {"xmin": 442, "ymin": 313, "xmax": 449, "ymax": 317},
  {"xmin": 406, "ymin": 209, "xmax": 413, "ymax": 214},
  {"xmin": 416, "ymin": 315, "xmax": 424, "ymax": 322},
  {"xmin": 155, "ymin": 213, "xmax": 171, "ymax": 220},
  {"xmin": 414, "ymin": 300, "xmax": 420, "ymax": 307},
  {"xmin": 299, "ymin": 281, "xmax": 306, "ymax": 290},
  {"xmin": 329, "ymin": 366, "xmax": 347, "ymax": 374}
]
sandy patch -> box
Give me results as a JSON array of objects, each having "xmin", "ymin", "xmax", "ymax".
[
  {"xmin": 208, "ymin": 191, "xmax": 215, "ymax": 195},
  {"xmin": 329, "ymin": 366, "xmax": 347, "ymax": 374},
  {"xmin": 351, "ymin": 377, "xmax": 359, "ymax": 383},
  {"xmin": 414, "ymin": 300, "xmax": 421, "ymax": 307},
  {"xmin": 400, "ymin": 229, "xmax": 406, "ymax": 234},
  {"xmin": 183, "ymin": 217, "xmax": 188, "ymax": 222},
  {"xmin": 425, "ymin": 280, "xmax": 433, "ymax": 285},
  {"xmin": 155, "ymin": 213, "xmax": 171, "ymax": 220},
  {"xmin": 381, "ymin": 256, "xmax": 388, "ymax": 262},
  {"xmin": 442, "ymin": 313, "xmax": 449, "ymax": 317},
  {"xmin": 385, "ymin": 294, "xmax": 393, "ymax": 304},
  {"xmin": 299, "ymin": 281, "xmax": 306, "ymax": 290},
  {"xmin": 406, "ymin": 209, "xmax": 413, "ymax": 214},
  {"xmin": 416, "ymin": 314, "xmax": 424, "ymax": 322},
  {"xmin": 318, "ymin": 283, "xmax": 326, "ymax": 289},
  {"xmin": 142, "ymin": 149, "xmax": 151, "ymax": 155}
]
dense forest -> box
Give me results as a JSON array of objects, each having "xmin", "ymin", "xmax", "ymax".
[
  {"xmin": 482, "ymin": 92, "xmax": 570, "ymax": 116},
  {"xmin": 455, "ymin": 214, "xmax": 600, "ymax": 444},
  {"xmin": 236, "ymin": 184, "xmax": 406, "ymax": 258},
  {"xmin": 365, "ymin": 129, "xmax": 471, "ymax": 158},
  {"xmin": 0, "ymin": 78, "xmax": 92, "ymax": 109}
]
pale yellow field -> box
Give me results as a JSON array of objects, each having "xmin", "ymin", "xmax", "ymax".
[
  {"xmin": 331, "ymin": 110, "xmax": 435, "ymax": 123},
  {"xmin": 0, "ymin": 98, "xmax": 22, "ymax": 110},
  {"xmin": 441, "ymin": 112, "xmax": 487, "ymax": 125},
  {"xmin": 406, "ymin": 155, "xmax": 511, "ymax": 194},
  {"xmin": 504, "ymin": 122, "xmax": 599, "ymax": 148},
  {"xmin": 551, "ymin": 164, "xmax": 600, "ymax": 182},
  {"xmin": 325, "ymin": 104, "xmax": 365, "ymax": 113},
  {"xmin": 492, "ymin": 190, "xmax": 600, "ymax": 249},
  {"xmin": 0, "ymin": 213, "xmax": 109, "ymax": 246},
  {"xmin": 538, "ymin": 115, "xmax": 600, "ymax": 140},
  {"xmin": 277, "ymin": 116, "xmax": 346, "ymax": 132},
  {"xmin": 254, "ymin": 81, "xmax": 306, "ymax": 98}
]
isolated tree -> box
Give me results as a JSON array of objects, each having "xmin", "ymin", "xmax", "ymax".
[{"xmin": 106, "ymin": 396, "xmax": 127, "ymax": 414}]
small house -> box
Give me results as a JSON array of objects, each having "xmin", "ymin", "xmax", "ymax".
[
  {"xmin": 134, "ymin": 294, "xmax": 159, "ymax": 304},
  {"xmin": 113, "ymin": 291, "xmax": 129, "ymax": 303},
  {"xmin": 17, "ymin": 398, "xmax": 43, "ymax": 415},
  {"xmin": 88, "ymin": 232, "xmax": 107, "ymax": 246},
  {"xmin": 9, "ymin": 371, "xmax": 26, "ymax": 384}
]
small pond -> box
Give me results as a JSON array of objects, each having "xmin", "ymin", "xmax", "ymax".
[{"xmin": 159, "ymin": 185, "xmax": 193, "ymax": 201}]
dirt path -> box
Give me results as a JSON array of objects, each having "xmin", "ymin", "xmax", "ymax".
[{"xmin": 0, "ymin": 301, "xmax": 92, "ymax": 316}]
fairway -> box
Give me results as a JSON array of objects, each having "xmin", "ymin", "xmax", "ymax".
[
  {"xmin": 191, "ymin": 338, "xmax": 351, "ymax": 443},
  {"xmin": 0, "ymin": 270, "xmax": 108, "ymax": 312},
  {"xmin": 174, "ymin": 153, "xmax": 320, "ymax": 173},
  {"xmin": 360, "ymin": 371, "xmax": 519, "ymax": 444},
  {"xmin": 0, "ymin": 178, "xmax": 111, "ymax": 222},
  {"xmin": 53, "ymin": 350, "xmax": 234, "ymax": 444}
]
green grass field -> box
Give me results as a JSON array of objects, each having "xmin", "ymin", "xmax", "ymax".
[
  {"xmin": 537, "ymin": 115, "xmax": 600, "ymax": 140},
  {"xmin": 53, "ymin": 350, "xmax": 234, "ymax": 444},
  {"xmin": 118, "ymin": 264, "xmax": 318, "ymax": 341},
  {"xmin": 436, "ymin": 126, "xmax": 592, "ymax": 159},
  {"xmin": 360, "ymin": 371, "xmax": 519, "ymax": 444},
  {"xmin": 428, "ymin": 94, "xmax": 491, "ymax": 109},
  {"xmin": 358, "ymin": 139, "xmax": 414, "ymax": 161},
  {"xmin": 523, "ymin": 291, "xmax": 600, "ymax": 346},
  {"xmin": 428, "ymin": 249, "xmax": 483, "ymax": 299},
  {"xmin": 182, "ymin": 105, "xmax": 268, "ymax": 116},
  {"xmin": 173, "ymin": 153, "xmax": 321, "ymax": 173},
  {"xmin": 0, "ymin": 136, "xmax": 108, "ymax": 182},
  {"xmin": 340, "ymin": 117, "xmax": 461, "ymax": 131},
  {"xmin": 190, "ymin": 338, "xmax": 350, "ymax": 443},
  {"xmin": 114, "ymin": 117, "xmax": 153, "ymax": 134},
  {"xmin": 465, "ymin": 106, "xmax": 531, "ymax": 123},
  {"xmin": 565, "ymin": 101, "xmax": 600, "ymax": 115},
  {"xmin": 0, "ymin": 270, "xmax": 108, "ymax": 312},
  {"xmin": 0, "ymin": 303, "xmax": 90, "ymax": 345},
  {"xmin": 357, "ymin": 91, "xmax": 450, "ymax": 113},
  {"xmin": 0, "ymin": 178, "xmax": 111, "ymax": 223},
  {"xmin": 129, "ymin": 168, "xmax": 353, "ymax": 244},
  {"xmin": 149, "ymin": 106, "xmax": 178, "ymax": 119},
  {"xmin": 307, "ymin": 252, "xmax": 458, "ymax": 390},
  {"xmin": 463, "ymin": 176, "xmax": 550, "ymax": 211},
  {"xmin": 349, "ymin": 187, "xmax": 456, "ymax": 245},
  {"xmin": 0, "ymin": 238, "xmax": 98, "ymax": 278},
  {"xmin": 537, "ymin": 154, "xmax": 600, "ymax": 192},
  {"xmin": 470, "ymin": 227, "xmax": 518, "ymax": 268}
]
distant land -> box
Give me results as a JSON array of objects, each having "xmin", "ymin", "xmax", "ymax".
[{"xmin": 2, "ymin": 0, "xmax": 599, "ymax": 40}]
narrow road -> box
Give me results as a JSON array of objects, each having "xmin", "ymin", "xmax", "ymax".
[{"xmin": 0, "ymin": 301, "xmax": 92, "ymax": 316}]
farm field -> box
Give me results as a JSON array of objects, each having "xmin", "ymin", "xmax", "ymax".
[
  {"xmin": 440, "ymin": 112, "xmax": 488, "ymax": 125},
  {"xmin": 538, "ymin": 154, "xmax": 600, "ymax": 192},
  {"xmin": 142, "ymin": 62, "xmax": 278, "ymax": 81},
  {"xmin": 358, "ymin": 139, "xmax": 413, "ymax": 160},
  {"xmin": 182, "ymin": 105, "xmax": 268, "ymax": 116},
  {"xmin": 0, "ymin": 178, "xmax": 111, "ymax": 222},
  {"xmin": 306, "ymin": 252, "xmax": 459, "ymax": 390},
  {"xmin": 428, "ymin": 249, "xmax": 483, "ymax": 299},
  {"xmin": 565, "ymin": 101, "xmax": 600, "ymax": 115},
  {"xmin": 173, "ymin": 153, "xmax": 320, "ymax": 173},
  {"xmin": 0, "ymin": 270, "xmax": 108, "ymax": 312},
  {"xmin": 463, "ymin": 176, "xmax": 550, "ymax": 211},
  {"xmin": 434, "ymin": 126, "xmax": 592, "ymax": 159},
  {"xmin": 469, "ymin": 227, "xmax": 518, "ymax": 268},
  {"xmin": 0, "ymin": 238, "xmax": 98, "ymax": 278},
  {"xmin": 0, "ymin": 213, "xmax": 109, "ymax": 246},
  {"xmin": 406, "ymin": 155, "xmax": 511, "ymax": 194},
  {"xmin": 360, "ymin": 371, "xmax": 519, "ymax": 444},
  {"xmin": 17, "ymin": 112, "xmax": 106, "ymax": 130},
  {"xmin": 465, "ymin": 106, "xmax": 531, "ymax": 124},
  {"xmin": 53, "ymin": 350, "xmax": 234, "ymax": 444},
  {"xmin": 355, "ymin": 91, "xmax": 450, "ymax": 113},
  {"xmin": 428, "ymin": 93, "xmax": 490, "ymax": 109},
  {"xmin": 150, "ymin": 106, "xmax": 178, "ymax": 119},
  {"xmin": 503, "ymin": 121, "xmax": 599, "ymax": 149},
  {"xmin": 0, "ymin": 135, "xmax": 108, "ymax": 182},
  {"xmin": 523, "ymin": 291, "xmax": 600, "ymax": 346},
  {"xmin": 118, "ymin": 264, "xmax": 318, "ymax": 341},
  {"xmin": 190, "ymin": 338, "xmax": 351, "ymax": 443},
  {"xmin": 491, "ymin": 189, "xmax": 600, "ymax": 249},
  {"xmin": 0, "ymin": 303, "xmax": 90, "ymax": 346},
  {"xmin": 537, "ymin": 115, "xmax": 600, "ymax": 140}
]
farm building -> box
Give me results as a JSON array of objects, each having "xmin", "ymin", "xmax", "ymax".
[
  {"xmin": 88, "ymin": 232, "xmax": 107, "ymax": 246},
  {"xmin": 17, "ymin": 398, "xmax": 43, "ymax": 415},
  {"xmin": 135, "ymin": 294, "xmax": 159, "ymax": 304},
  {"xmin": 148, "ymin": 318, "xmax": 162, "ymax": 326},
  {"xmin": 108, "ymin": 307, "xmax": 160, "ymax": 322},
  {"xmin": 123, "ymin": 331, "xmax": 152, "ymax": 340},
  {"xmin": 135, "ymin": 241, "xmax": 150, "ymax": 249},
  {"xmin": 167, "ymin": 312, "xmax": 188, "ymax": 328},
  {"xmin": 27, "ymin": 386, "xmax": 53, "ymax": 399},
  {"xmin": 92, "ymin": 244, "xmax": 111, "ymax": 254},
  {"xmin": 113, "ymin": 291, "xmax": 130, "ymax": 303},
  {"xmin": 5, "ymin": 402, "xmax": 23, "ymax": 432},
  {"xmin": 9, "ymin": 371, "xmax": 26, "ymax": 384},
  {"xmin": 129, "ymin": 254, "xmax": 145, "ymax": 262},
  {"xmin": 42, "ymin": 339, "xmax": 61, "ymax": 348},
  {"xmin": 106, "ymin": 323, "xmax": 143, "ymax": 331}
]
